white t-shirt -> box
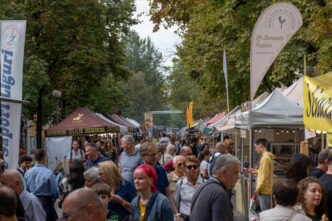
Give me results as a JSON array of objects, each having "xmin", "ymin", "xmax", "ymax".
[{"xmin": 67, "ymin": 149, "xmax": 85, "ymax": 160}]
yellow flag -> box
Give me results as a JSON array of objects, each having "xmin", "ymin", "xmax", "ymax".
[
  {"xmin": 303, "ymin": 72, "xmax": 332, "ymax": 132},
  {"xmin": 186, "ymin": 106, "xmax": 190, "ymax": 128},
  {"xmin": 189, "ymin": 101, "xmax": 194, "ymax": 126}
]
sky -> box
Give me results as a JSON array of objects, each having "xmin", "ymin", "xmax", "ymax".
[{"xmin": 132, "ymin": 0, "xmax": 180, "ymax": 69}]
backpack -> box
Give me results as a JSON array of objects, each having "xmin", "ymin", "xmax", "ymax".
[{"xmin": 208, "ymin": 153, "xmax": 222, "ymax": 176}]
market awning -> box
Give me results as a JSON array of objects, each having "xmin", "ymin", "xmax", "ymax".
[
  {"xmin": 95, "ymin": 113, "xmax": 128, "ymax": 133},
  {"xmin": 282, "ymin": 77, "xmax": 303, "ymax": 107},
  {"xmin": 235, "ymin": 89, "xmax": 303, "ymax": 129},
  {"xmin": 45, "ymin": 107, "xmax": 120, "ymax": 137},
  {"xmin": 104, "ymin": 113, "xmax": 138, "ymax": 132},
  {"xmin": 204, "ymin": 112, "xmax": 226, "ymax": 126}
]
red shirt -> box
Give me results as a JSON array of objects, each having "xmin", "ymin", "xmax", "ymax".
[{"xmin": 163, "ymin": 159, "xmax": 174, "ymax": 172}]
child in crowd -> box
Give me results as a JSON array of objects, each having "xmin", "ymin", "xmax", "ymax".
[{"xmin": 91, "ymin": 182, "xmax": 121, "ymax": 221}]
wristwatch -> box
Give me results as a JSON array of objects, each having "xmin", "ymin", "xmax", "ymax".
[{"xmin": 175, "ymin": 213, "xmax": 181, "ymax": 217}]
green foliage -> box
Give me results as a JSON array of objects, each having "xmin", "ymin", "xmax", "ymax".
[
  {"xmin": 22, "ymin": 55, "xmax": 54, "ymax": 121},
  {"xmin": 149, "ymin": 0, "xmax": 332, "ymax": 110},
  {"xmin": 168, "ymin": 59, "xmax": 226, "ymax": 119},
  {"xmin": 0, "ymin": 0, "xmax": 137, "ymax": 125},
  {"xmin": 121, "ymin": 31, "xmax": 168, "ymax": 124}
]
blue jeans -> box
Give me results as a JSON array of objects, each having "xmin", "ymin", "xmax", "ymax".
[{"xmin": 258, "ymin": 193, "xmax": 272, "ymax": 211}]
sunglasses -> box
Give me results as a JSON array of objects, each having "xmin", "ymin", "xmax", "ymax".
[
  {"xmin": 186, "ymin": 165, "xmax": 198, "ymax": 170},
  {"xmin": 177, "ymin": 163, "xmax": 183, "ymax": 167}
]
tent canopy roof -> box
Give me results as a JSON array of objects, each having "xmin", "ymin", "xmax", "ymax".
[
  {"xmin": 45, "ymin": 107, "xmax": 120, "ymax": 137},
  {"xmin": 104, "ymin": 114, "xmax": 138, "ymax": 132},
  {"xmin": 282, "ymin": 77, "xmax": 303, "ymax": 107},
  {"xmin": 95, "ymin": 113, "xmax": 128, "ymax": 133},
  {"xmin": 205, "ymin": 112, "xmax": 226, "ymax": 126},
  {"xmin": 235, "ymin": 89, "xmax": 303, "ymax": 129}
]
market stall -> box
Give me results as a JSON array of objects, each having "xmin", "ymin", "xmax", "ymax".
[
  {"xmin": 45, "ymin": 107, "xmax": 121, "ymax": 171},
  {"xmin": 104, "ymin": 113, "xmax": 138, "ymax": 132},
  {"xmin": 234, "ymin": 89, "xmax": 304, "ymax": 218}
]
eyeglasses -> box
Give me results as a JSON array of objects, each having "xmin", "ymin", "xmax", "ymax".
[
  {"xmin": 146, "ymin": 152, "xmax": 159, "ymax": 157},
  {"xmin": 177, "ymin": 163, "xmax": 183, "ymax": 167},
  {"xmin": 186, "ymin": 165, "xmax": 198, "ymax": 170},
  {"xmin": 59, "ymin": 205, "xmax": 86, "ymax": 221}
]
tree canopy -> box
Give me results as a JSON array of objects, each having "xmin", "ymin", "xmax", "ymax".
[
  {"xmin": 0, "ymin": 0, "xmax": 137, "ymax": 147},
  {"xmin": 121, "ymin": 30, "xmax": 168, "ymax": 125},
  {"xmin": 149, "ymin": 0, "xmax": 332, "ymax": 114}
]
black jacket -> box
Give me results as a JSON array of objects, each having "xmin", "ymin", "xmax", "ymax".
[{"xmin": 190, "ymin": 178, "xmax": 233, "ymax": 221}]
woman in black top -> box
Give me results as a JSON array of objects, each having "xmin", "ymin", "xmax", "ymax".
[{"xmin": 298, "ymin": 177, "xmax": 328, "ymax": 221}]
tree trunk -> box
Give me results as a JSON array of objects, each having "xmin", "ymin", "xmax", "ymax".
[{"xmin": 36, "ymin": 88, "xmax": 43, "ymax": 149}]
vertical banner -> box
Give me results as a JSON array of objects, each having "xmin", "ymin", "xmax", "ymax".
[
  {"xmin": 1, "ymin": 21, "xmax": 26, "ymax": 170},
  {"xmin": 303, "ymin": 72, "xmax": 332, "ymax": 133},
  {"xmin": 188, "ymin": 101, "xmax": 193, "ymax": 127},
  {"xmin": 144, "ymin": 112, "xmax": 153, "ymax": 127},
  {"xmin": 45, "ymin": 136, "xmax": 72, "ymax": 172},
  {"xmin": 250, "ymin": 3, "xmax": 302, "ymax": 100},
  {"xmin": 327, "ymin": 134, "xmax": 332, "ymax": 148}
]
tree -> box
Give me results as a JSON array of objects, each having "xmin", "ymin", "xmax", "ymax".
[
  {"xmin": 168, "ymin": 58, "xmax": 225, "ymax": 120},
  {"xmin": 121, "ymin": 31, "xmax": 168, "ymax": 124},
  {"xmin": 0, "ymin": 0, "xmax": 137, "ymax": 148}
]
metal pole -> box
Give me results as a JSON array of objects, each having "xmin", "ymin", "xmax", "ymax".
[
  {"xmin": 245, "ymin": 129, "xmax": 253, "ymax": 220},
  {"xmin": 56, "ymin": 98, "xmax": 59, "ymax": 124},
  {"xmin": 235, "ymin": 130, "xmax": 238, "ymax": 158}
]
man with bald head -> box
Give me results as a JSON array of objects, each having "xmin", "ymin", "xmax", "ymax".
[
  {"xmin": 163, "ymin": 145, "xmax": 193, "ymax": 172},
  {"xmin": 208, "ymin": 142, "xmax": 227, "ymax": 176},
  {"xmin": 1, "ymin": 170, "xmax": 46, "ymax": 221},
  {"xmin": 61, "ymin": 188, "xmax": 106, "ymax": 221}
]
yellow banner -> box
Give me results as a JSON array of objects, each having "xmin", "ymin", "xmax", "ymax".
[
  {"xmin": 186, "ymin": 101, "xmax": 194, "ymax": 128},
  {"xmin": 303, "ymin": 72, "xmax": 332, "ymax": 132},
  {"xmin": 327, "ymin": 134, "xmax": 332, "ymax": 147},
  {"xmin": 189, "ymin": 101, "xmax": 193, "ymax": 127}
]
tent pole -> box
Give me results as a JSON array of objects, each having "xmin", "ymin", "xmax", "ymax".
[
  {"xmin": 241, "ymin": 136, "xmax": 244, "ymax": 169},
  {"xmin": 249, "ymin": 128, "xmax": 253, "ymax": 204},
  {"xmin": 235, "ymin": 130, "xmax": 238, "ymax": 157}
]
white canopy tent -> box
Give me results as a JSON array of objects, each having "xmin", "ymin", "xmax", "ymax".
[
  {"xmin": 234, "ymin": 89, "xmax": 303, "ymax": 129},
  {"xmin": 125, "ymin": 118, "xmax": 140, "ymax": 128},
  {"xmin": 96, "ymin": 113, "xmax": 128, "ymax": 133},
  {"xmin": 282, "ymin": 77, "xmax": 303, "ymax": 107},
  {"xmin": 214, "ymin": 92, "xmax": 270, "ymax": 132}
]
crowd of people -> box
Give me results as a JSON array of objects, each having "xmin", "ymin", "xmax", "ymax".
[{"xmin": 0, "ymin": 133, "xmax": 331, "ymax": 221}]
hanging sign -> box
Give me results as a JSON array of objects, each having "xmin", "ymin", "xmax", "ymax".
[
  {"xmin": 144, "ymin": 112, "xmax": 153, "ymax": 127},
  {"xmin": 250, "ymin": 2, "xmax": 302, "ymax": 100}
]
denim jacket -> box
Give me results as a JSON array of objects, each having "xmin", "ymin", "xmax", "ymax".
[{"xmin": 131, "ymin": 192, "xmax": 174, "ymax": 221}]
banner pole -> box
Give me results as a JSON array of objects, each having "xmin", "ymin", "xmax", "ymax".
[{"xmin": 304, "ymin": 54, "xmax": 307, "ymax": 76}]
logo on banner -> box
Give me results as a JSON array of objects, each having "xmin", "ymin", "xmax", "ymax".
[
  {"xmin": 2, "ymin": 25, "xmax": 20, "ymax": 49},
  {"xmin": 73, "ymin": 114, "xmax": 83, "ymax": 121}
]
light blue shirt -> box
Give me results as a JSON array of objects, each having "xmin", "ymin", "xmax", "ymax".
[
  {"xmin": 20, "ymin": 190, "xmax": 46, "ymax": 221},
  {"xmin": 119, "ymin": 150, "xmax": 143, "ymax": 182},
  {"xmin": 24, "ymin": 164, "xmax": 59, "ymax": 200}
]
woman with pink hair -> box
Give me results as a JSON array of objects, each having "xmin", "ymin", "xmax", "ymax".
[{"xmin": 131, "ymin": 164, "xmax": 174, "ymax": 221}]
